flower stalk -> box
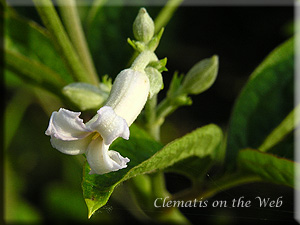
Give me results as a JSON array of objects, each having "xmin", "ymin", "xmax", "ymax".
[
  {"xmin": 33, "ymin": 0, "xmax": 98, "ymax": 85},
  {"xmin": 58, "ymin": 0, "xmax": 99, "ymax": 84}
]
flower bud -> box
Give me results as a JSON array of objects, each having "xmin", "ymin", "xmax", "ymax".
[
  {"xmin": 181, "ymin": 55, "xmax": 219, "ymax": 95},
  {"xmin": 105, "ymin": 68, "xmax": 150, "ymax": 126},
  {"xmin": 62, "ymin": 83, "xmax": 109, "ymax": 111},
  {"xmin": 133, "ymin": 8, "xmax": 155, "ymax": 43}
]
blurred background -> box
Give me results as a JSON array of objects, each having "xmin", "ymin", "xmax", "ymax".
[{"xmin": 4, "ymin": 4, "xmax": 296, "ymax": 225}]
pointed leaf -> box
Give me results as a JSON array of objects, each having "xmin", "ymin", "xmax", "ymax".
[
  {"xmin": 5, "ymin": 10, "xmax": 72, "ymax": 83},
  {"xmin": 4, "ymin": 89, "xmax": 33, "ymax": 150},
  {"xmin": 226, "ymin": 37, "xmax": 294, "ymax": 165},
  {"xmin": 82, "ymin": 123, "xmax": 223, "ymax": 217},
  {"xmin": 237, "ymin": 149, "xmax": 298, "ymax": 188}
]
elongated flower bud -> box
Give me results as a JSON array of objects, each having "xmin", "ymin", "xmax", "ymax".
[
  {"xmin": 105, "ymin": 68, "xmax": 150, "ymax": 126},
  {"xmin": 181, "ymin": 55, "xmax": 219, "ymax": 95}
]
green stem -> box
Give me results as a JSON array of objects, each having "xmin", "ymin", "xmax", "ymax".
[
  {"xmin": 127, "ymin": 1, "xmax": 181, "ymax": 67},
  {"xmin": 131, "ymin": 51, "xmax": 158, "ymax": 72},
  {"xmin": 154, "ymin": 0, "xmax": 183, "ymax": 33},
  {"xmin": 85, "ymin": 0, "xmax": 107, "ymax": 30},
  {"xmin": 58, "ymin": 0, "xmax": 99, "ymax": 84},
  {"xmin": 144, "ymin": 95, "xmax": 190, "ymax": 224},
  {"xmin": 145, "ymin": 95, "xmax": 160, "ymax": 140},
  {"xmin": 33, "ymin": 0, "xmax": 96, "ymax": 85},
  {"xmin": 259, "ymin": 104, "xmax": 300, "ymax": 152},
  {"xmin": 171, "ymin": 173, "xmax": 262, "ymax": 202},
  {"xmin": 156, "ymin": 97, "xmax": 177, "ymax": 122}
]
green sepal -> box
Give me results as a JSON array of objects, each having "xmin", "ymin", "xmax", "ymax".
[
  {"xmin": 144, "ymin": 67, "xmax": 164, "ymax": 99},
  {"xmin": 127, "ymin": 38, "xmax": 145, "ymax": 52},
  {"xmin": 167, "ymin": 72, "xmax": 184, "ymax": 98},
  {"xmin": 147, "ymin": 28, "xmax": 164, "ymax": 52},
  {"xmin": 148, "ymin": 57, "xmax": 168, "ymax": 73}
]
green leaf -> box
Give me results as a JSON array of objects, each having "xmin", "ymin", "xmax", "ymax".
[
  {"xmin": 226, "ymin": 37, "xmax": 294, "ymax": 165},
  {"xmin": 85, "ymin": 6, "xmax": 137, "ymax": 76},
  {"xmin": 82, "ymin": 124, "xmax": 222, "ymax": 218},
  {"xmin": 4, "ymin": 10, "xmax": 73, "ymax": 84},
  {"xmin": 237, "ymin": 149, "xmax": 297, "ymax": 188},
  {"xmin": 82, "ymin": 124, "xmax": 162, "ymax": 218},
  {"xmin": 84, "ymin": 0, "xmax": 108, "ymax": 30},
  {"xmin": 5, "ymin": 50, "xmax": 66, "ymax": 96}
]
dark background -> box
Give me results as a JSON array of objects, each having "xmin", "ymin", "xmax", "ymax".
[{"xmin": 161, "ymin": 6, "xmax": 296, "ymax": 225}]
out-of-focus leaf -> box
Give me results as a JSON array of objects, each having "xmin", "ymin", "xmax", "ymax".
[
  {"xmin": 82, "ymin": 124, "xmax": 222, "ymax": 218},
  {"xmin": 4, "ymin": 10, "xmax": 73, "ymax": 83},
  {"xmin": 33, "ymin": 87, "xmax": 63, "ymax": 116},
  {"xmin": 84, "ymin": 6, "xmax": 150, "ymax": 76},
  {"xmin": 5, "ymin": 49, "xmax": 66, "ymax": 95},
  {"xmin": 5, "ymin": 88, "xmax": 33, "ymax": 150},
  {"xmin": 226, "ymin": 37, "xmax": 294, "ymax": 165},
  {"xmin": 43, "ymin": 183, "xmax": 87, "ymax": 221},
  {"xmin": 237, "ymin": 149, "xmax": 297, "ymax": 188},
  {"xmin": 5, "ymin": 158, "xmax": 42, "ymax": 223}
]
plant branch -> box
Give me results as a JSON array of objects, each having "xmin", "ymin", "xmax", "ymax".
[
  {"xmin": 171, "ymin": 173, "xmax": 262, "ymax": 202},
  {"xmin": 154, "ymin": 0, "xmax": 183, "ymax": 33},
  {"xmin": 33, "ymin": 0, "xmax": 97, "ymax": 85},
  {"xmin": 259, "ymin": 104, "xmax": 300, "ymax": 152},
  {"xmin": 58, "ymin": 0, "xmax": 99, "ymax": 84},
  {"xmin": 85, "ymin": 0, "xmax": 107, "ymax": 30}
]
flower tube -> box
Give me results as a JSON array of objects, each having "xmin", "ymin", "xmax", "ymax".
[{"xmin": 46, "ymin": 68, "xmax": 150, "ymax": 174}]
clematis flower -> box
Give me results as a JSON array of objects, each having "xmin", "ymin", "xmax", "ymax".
[{"xmin": 45, "ymin": 68, "xmax": 150, "ymax": 175}]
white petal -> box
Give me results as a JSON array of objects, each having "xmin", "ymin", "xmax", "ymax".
[
  {"xmin": 86, "ymin": 136, "xmax": 130, "ymax": 175},
  {"xmin": 87, "ymin": 106, "xmax": 129, "ymax": 145},
  {"xmin": 105, "ymin": 69, "xmax": 150, "ymax": 126},
  {"xmin": 45, "ymin": 108, "xmax": 91, "ymax": 140},
  {"xmin": 50, "ymin": 134, "xmax": 93, "ymax": 155}
]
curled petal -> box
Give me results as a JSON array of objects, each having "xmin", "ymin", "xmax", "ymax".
[
  {"xmin": 50, "ymin": 134, "xmax": 93, "ymax": 155},
  {"xmin": 45, "ymin": 108, "xmax": 91, "ymax": 140},
  {"xmin": 86, "ymin": 136, "xmax": 130, "ymax": 175},
  {"xmin": 88, "ymin": 106, "xmax": 129, "ymax": 145}
]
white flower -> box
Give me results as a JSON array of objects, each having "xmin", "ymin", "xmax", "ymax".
[{"xmin": 45, "ymin": 69, "xmax": 150, "ymax": 175}]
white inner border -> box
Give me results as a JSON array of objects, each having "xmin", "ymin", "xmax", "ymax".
[{"xmin": 4, "ymin": 0, "xmax": 299, "ymax": 224}]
